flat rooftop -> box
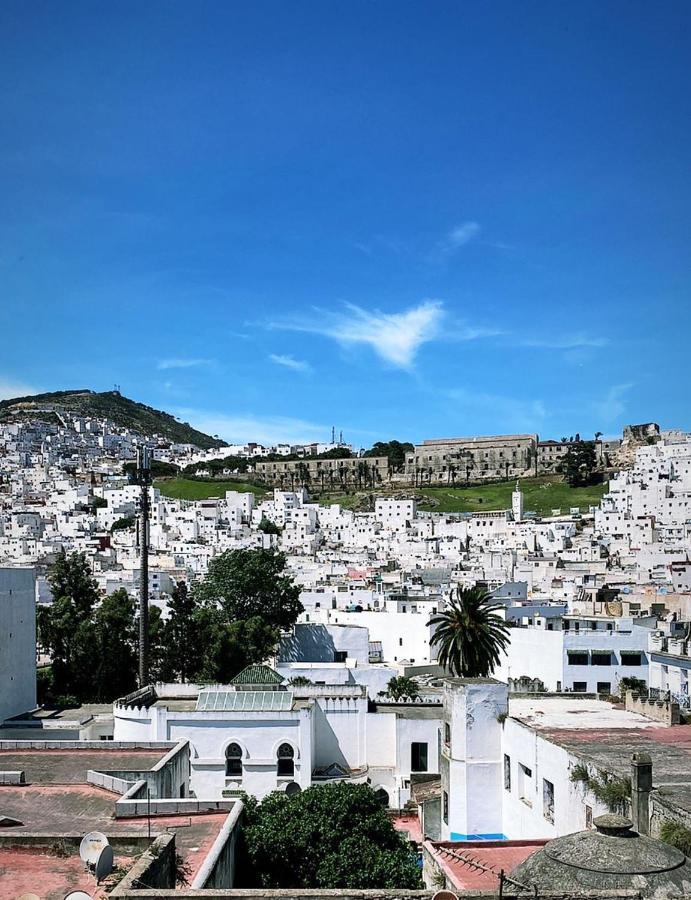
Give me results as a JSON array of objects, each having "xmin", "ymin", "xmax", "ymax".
[
  {"xmin": 510, "ymin": 697, "xmax": 691, "ymax": 818},
  {"xmin": 0, "ymin": 748, "xmax": 168, "ymax": 783},
  {"xmin": 508, "ymin": 697, "xmax": 660, "ymax": 732},
  {"xmin": 427, "ymin": 839, "xmax": 547, "ymax": 892},
  {"xmin": 0, "ymin": 843, "xmax": 135, "ymax": 900}
]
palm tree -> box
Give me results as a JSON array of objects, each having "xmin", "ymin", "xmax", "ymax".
[
  {"xmin": 385, "ymin": 675, "xmax": 420, "ymax": 701},
  {"xmin": 428, "ymin": 586, "xmax": 511, "ymax": 677}
]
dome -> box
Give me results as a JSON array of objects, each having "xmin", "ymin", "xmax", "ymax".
[{"xmin": 511, "ymin": 815, "xmax": 691, "ymax": 898}]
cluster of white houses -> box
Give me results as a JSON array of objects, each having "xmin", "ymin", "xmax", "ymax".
[{"xmin": 4, "ymin": 415, "xmax": 691, "ymax": 891}]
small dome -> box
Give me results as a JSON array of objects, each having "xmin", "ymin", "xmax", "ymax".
[{"xmin": 511, "ymin": 816, "xmax": 691, "ymax": 898}]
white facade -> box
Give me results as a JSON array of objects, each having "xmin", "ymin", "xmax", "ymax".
[{"xmin": 0, "ymin": 567, "xmax": 37, "ymax": 722}]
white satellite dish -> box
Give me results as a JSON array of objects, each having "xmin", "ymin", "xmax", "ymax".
[
  {"xmin": 64, "ymin": 893, "xmax": 94, "ymax": 900},
  {"xmin": 79, "ymin": 831, "xmax": 109, "ymax": 866},
  {"xmin": 94, "ymin": 843, "xmax": 114, "ymax": 881}
]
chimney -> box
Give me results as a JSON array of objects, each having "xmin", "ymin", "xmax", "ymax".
[{"xmin": 631, "ymin": 752, "xmax": 652, "ymax": 835}]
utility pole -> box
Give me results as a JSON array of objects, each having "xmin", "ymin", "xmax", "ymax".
[{"xmin": 136, "ymin": 445, "xmax": 152, "ymax": 687}]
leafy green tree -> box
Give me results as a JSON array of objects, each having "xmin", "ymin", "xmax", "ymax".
[
  {"xmin": 39, "ymin": 552, "xmax": 101, "ymax": 698},
  {"xmin": 561, "ymin": 440, "xmax": 598, "ymax": 487},
  {"xmin": 364, "ymin": 441, "xmax": 413, "ymax": 472},
  {"xmin": 92, "ymin": 589, "xmax": 138, "ymax": 701},
  {"xmin": 288, "ymin": 675, "xmax": 313, "ymax": 686},
  {"xmin": 111, "ymin": 515, "xmax": 136, "ymax": 532},
  {"xmin": 160, "ymin": 582, "xmax": 202, "ymax": 683},
  {"xmin": 194, "ymin": 611, "xmax": 279, "ymax": 683},
  {"xmin": 385, "ymin": 675, "xmax": 420, "ymax": 700},
  {"xmin": 47, "ymin": 550, "xmax": 99, "ymax": 620},
  {"xmin": 257, "ymin": 517, "xmax": 281, "ymax": 535},
  {"xmin": 194, "ymin": 549, "xmax": 302, "ymax": 631},
  {"xmin": 429, "ymin": 586, "xmax": 511, "ymax": 677},
  {"xmin": 240, "ymin": 783, "xmax": 422, "ymax": 889}
]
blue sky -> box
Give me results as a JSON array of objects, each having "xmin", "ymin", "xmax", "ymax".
[{"xmin": 1, "ymin": 1, "xmax": 689, "ymax": 447}]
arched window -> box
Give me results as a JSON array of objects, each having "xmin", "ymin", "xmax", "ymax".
[
  {"xmin": 225, "ymin": 742, "xmax": 243, "ymax": 777},
  {"xmin": 277, "ymin": 742, "xmax": 295, "ymax": 777}
]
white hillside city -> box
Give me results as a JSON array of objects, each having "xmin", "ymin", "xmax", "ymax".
[{"xmin": 3, "ymin": 410, "xmax": 691, "ymax": 897}]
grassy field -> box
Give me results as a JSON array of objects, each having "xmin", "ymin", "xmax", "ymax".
[
  {"xmin": 317, "ymin": 476, "xmax": 608, "ymax": 517},
  {"xmin": 156, "ymin": 474, "xmax": 608, "ymax": 517},
  {"xmin": 415, "ymin": 477, "xmax": 608, "ymax": 516},
  {"xmin": 155, "ymin": 477, "xmax": 268, "ymax": 501}
]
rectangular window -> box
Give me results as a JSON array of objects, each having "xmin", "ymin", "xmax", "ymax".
[
  {"xmin": 333, "ymin": 650, "xmax": 347, "ymax": 662},
  {"xmin": 444, "ymin": 722, "xmax": 451, "ymax": 746},
  {"xmin": 597, "ymin": 682, "xmax": 612, "ymax": 695},
  {"xmin": 568, "ymin": 652, "xmax": 589, "ymax": 666},
  {"xmin": 411, "ymin": 742, "xmax": 428, "ymax": 772},
  {"xmin": 504, "ymin": 754, "xmax": 511, "ymax": 791},
  {"xmin": 621, "ymin": 652, "xmax": 642, "ymax": 666},
  {"xmin": 543, "ymin": 778, "xmax": 555, "ymax": 823},
  {"xmin": 518, "ymin": 763, "xmax": 533, "ymax": 806},
  {"xmin": 573, "ymin": 682, "xmax": 588, "ymax": 693},
  {"xmin": 591, "ymin": 652, "xmax": 612, "ymax": 666},
  {"xmin": 443, "ymin": 790, "xmax": 449, "ymax": 824}
]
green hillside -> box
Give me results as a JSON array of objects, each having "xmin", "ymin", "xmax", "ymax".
[
  {"xmin": 156, "ymin": 477, "xmax": 267, "ymax": 500},
  {"xmin": 316, "ymin": 476, "xmax": 608, "ymax": 516},
  {"xmin": 0, "ymin": 389, "xmax": 226, "ymax": 450}
]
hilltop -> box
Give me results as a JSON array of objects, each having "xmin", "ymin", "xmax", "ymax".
[{"xmin": 0, "ymin": 389, "xmax": 227, "ymax": 449}]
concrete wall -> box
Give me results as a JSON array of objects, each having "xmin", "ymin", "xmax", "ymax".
[
  {"xmin": 0, "ymin": 567, "xmax": 36, "ymax": 722},
  {"xmin": 111, "ymin": 833, "xmax": 176, "ymax": 895},
  {"xmin": 191, "ymin": 803, "xmax": 243, "ymax": 889},
  {"xmin": 278, "ymin": 623, "xmax": 370, "ymax": 665},
  {"xmin": 441, "ymin": 680, "xmax": 508, "ymax": 841}
]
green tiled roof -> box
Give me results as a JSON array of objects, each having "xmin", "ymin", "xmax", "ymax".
[{"xmin": 230, "ymin": 664, "xmax": 284, "ymax": 685}]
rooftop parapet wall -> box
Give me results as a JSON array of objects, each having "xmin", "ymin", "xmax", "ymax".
[{"xmin": 625, "ymin": 690, "xmax": 680, "ymax": 725}]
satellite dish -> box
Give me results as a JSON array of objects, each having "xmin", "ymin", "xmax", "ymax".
[
  {"xmin": 94, "ymin": 843, "xmax": 114, "ymax": 881},
  {"xmin": 64, "ymin": 893, "xmax": 94, "ymax": 900},
  {"xmin": 79, "ymin": 831, "xmax": 109, "ymax": 866}
]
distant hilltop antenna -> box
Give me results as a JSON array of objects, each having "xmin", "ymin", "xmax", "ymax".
[
  {"xmin": 339, "ymin": 430, "xmax": 343, "ymax": 444},
  {"xmin": 113, "ymin": 383, "xmax": 121, "ymax": 394},
  {"xmin": 331, "ymin": 425, "xmax": 335, "ymax": 443}
]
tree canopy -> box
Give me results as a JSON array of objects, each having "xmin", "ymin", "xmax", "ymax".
[
  {"xmin": 239, "ymin": 783, "xmax": 422, "ymax": 889},
  {"xmin": 38, "ymin": 554, "xmax": 149, "ymax": 704},
  {"xmin": 364, "ymin": 440, "xmax": 413, "ymax": 472},
  {"xmin": 385, "ymin": 675, "xmax": 420, "ymax": 701},
  {"xmin": 39, "ymin": 547, "xmax": 304, "ymax": 702},
  {"xmin": 193, "ymin": 548, "xmax": 303, "ymax": 630},
  {"xmin": 560, "ymin": 440, "xmax": 599, "ymax": 487}
]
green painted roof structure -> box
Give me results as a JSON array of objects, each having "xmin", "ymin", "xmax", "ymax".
[{"xmin": 230, "ymin": 664, "xmax": 285, "ymax": 685}]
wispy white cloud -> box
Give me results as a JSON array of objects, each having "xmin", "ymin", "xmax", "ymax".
[
  {"xmin": 0, "ymin": 378, "xmax": 39, "ymax": 401},
  {"xmin": 157, "ymin": 358, "xmax": 215, "ymax": 371},
  {"xmin": 268, "ymin": 354, "xmax": 312, "ymax": 373},
  {"xmin": 440, "ymin": 221, "xmax": 481, "ymax": 253},
  {"xmin": 593, "ymin": 383, "xmax": 634, "ymax": 423},
  {"xmin": 174, "ymin": 409, "xmax": 331, "ymax": 446},
  {"xmin": 267, "ymin": 300, "xmax": 445, "ymax": 368},
  {"xmin": 520, "ymin": 334, "xmax": 609, "ymax": 350}
]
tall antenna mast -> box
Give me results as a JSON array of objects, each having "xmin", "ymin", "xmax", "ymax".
[
  {"xmin": 136, "ymin": 445, "xmax": 152, "ymax": 686},
  {"xmin": 331, "ymin": 425, "xmax": 335, "ymax": 443}
]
